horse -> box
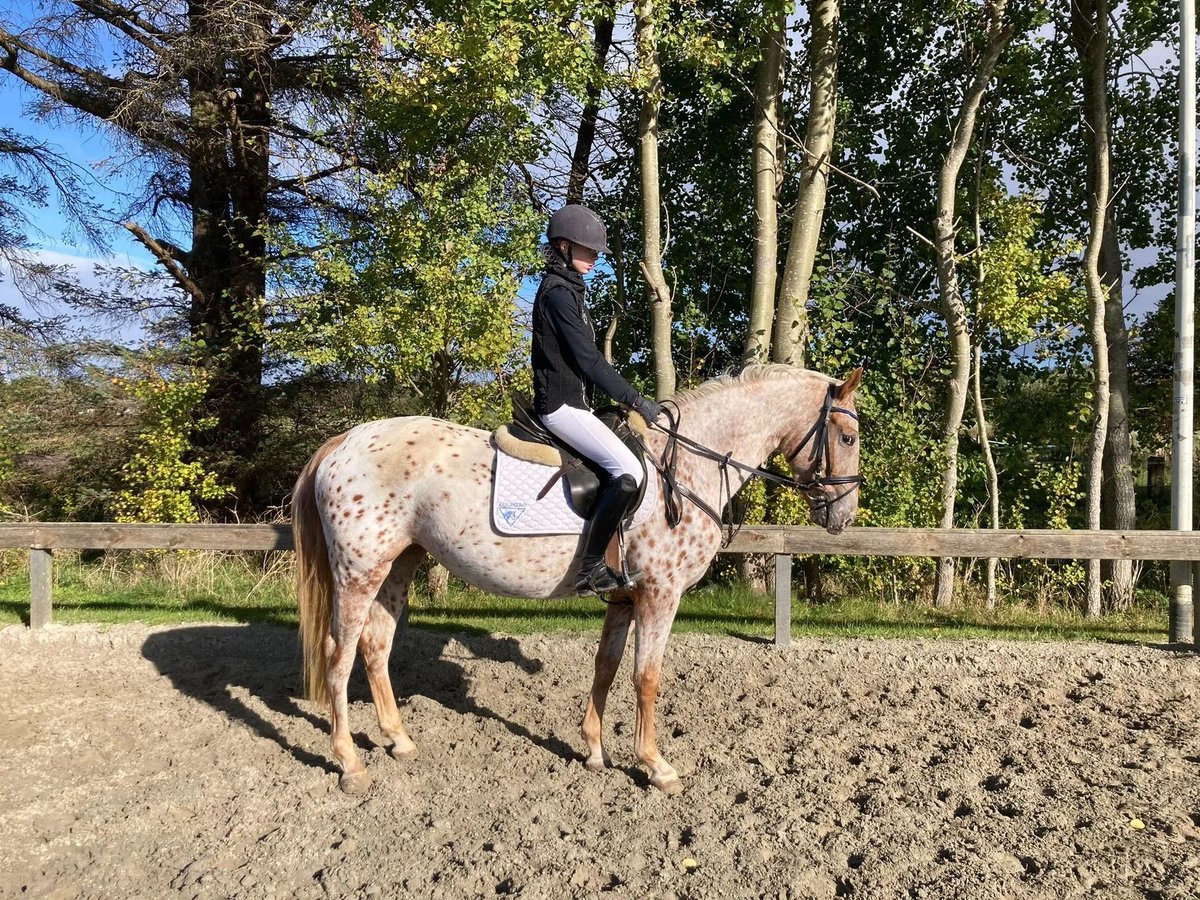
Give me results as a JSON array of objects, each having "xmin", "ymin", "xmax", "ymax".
[{"xmin": 292, "ymin": 363, "xmax": 863, "ymax": 795}]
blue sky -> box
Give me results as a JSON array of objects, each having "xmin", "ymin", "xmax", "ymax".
[
  {"xmin": 0, "ymin": 64, "xmax": 159, "ymax": 345},
  {"xmin": 2, "ymin": 71, "xmax": 153, "ymax": 261}
]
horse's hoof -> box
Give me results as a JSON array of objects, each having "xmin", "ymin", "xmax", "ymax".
[
  {"xmin": 390, "ymin": 744, "xmax": 419, "ymax": 761},
  {"xmin": 650, "ymin": 773, "xmax": 683, "ymax": 796},
  {"xmin": 338, "ymin": 770, "xmax": 373, "ymax": 794},
  {"xmin": 584, "ymin": 755, "xmax": 606, "ymax": 773}
]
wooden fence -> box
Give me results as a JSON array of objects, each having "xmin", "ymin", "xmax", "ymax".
[{"xmin": 3, "ymin": 523, "xmax": 1200, "ymax": 645}]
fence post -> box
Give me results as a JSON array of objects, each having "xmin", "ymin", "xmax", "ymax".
[
  {"xmin": 774, "ymin": 553, "xmax": 791, "ymax": 647},
  {"xmin": 30, "ymin": 548, "xmax": 52, "ymax": 630}
]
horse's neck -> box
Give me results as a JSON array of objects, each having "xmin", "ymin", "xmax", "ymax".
[{"xmin": 670, "ymin": 374, "xmax": 820, "ymax": 503}]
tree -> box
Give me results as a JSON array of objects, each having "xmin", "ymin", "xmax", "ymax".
[
  {"xmin": 745, "ymin": 4, "xmax": 786, "ymax": 366},
  {"xmin": 0, "ymin": 128, "xmax": 104, "ymax": 364},
  {"xmin": 271, "ymin": 0, "xmax": 605, "ymax": 423},
  {"xmin": 634, "ymin": 0, "xmax": 677, "ymax": 398},
  {"xmin": 1072, "ymin": 0, "xmax": 1113, "ymax": 617},
  {"xmin": 568, "ymin": 1, "xmax": 617, "ymax": 206},
  {"xmin": 971, "ymin": 143, "xmax": 1002, "ymax": 608},
  {"xmin": 0, "ymin": 1, "xmax": 364, "ymax": 504},
  {"xmin": 931, "ymin": 0, "xmax": 1014, "ymax": 607},
  {"xmin": 1002, "ymin": 0, "xmax": 1175, "ymax": 607},
  {"xmin": 773, "ymin": 0, "xmax": 841, "ymax": 367}
]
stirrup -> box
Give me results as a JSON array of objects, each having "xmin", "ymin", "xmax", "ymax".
[
  {"xmin": 576, "ymin": 561, "xmax": 625, "ymax": 595},
  {"xmin": 576, "ymin": 561, "xmax": 644, "ymax": 595}
]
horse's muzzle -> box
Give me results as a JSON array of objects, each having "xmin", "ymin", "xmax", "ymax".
[{"xmin": 810, "ymin": 499, "xmax": 856, "ymax": 535}]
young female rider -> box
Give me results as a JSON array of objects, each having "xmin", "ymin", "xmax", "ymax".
[{"xmin": 531, "ymin": 204, "xmax": 662, "ymax": 594}]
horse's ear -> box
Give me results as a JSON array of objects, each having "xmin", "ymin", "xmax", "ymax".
[{"xmin": 836, "ymin": 366, "xmax": 863, "ymax": 401}]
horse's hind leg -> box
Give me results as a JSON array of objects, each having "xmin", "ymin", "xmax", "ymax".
[
  {"xmin": 327, "ymin": 561, "xmax": 393, "ymax": 794},
  {"xmin": 359, "ymin": 545, "xmax": 426, "ymax": 761},
  {"xmin": 581, "ymin": 600, "xmax": 634, "ymax": 772}
]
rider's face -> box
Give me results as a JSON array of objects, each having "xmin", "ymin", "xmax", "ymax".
[{"xmin": 569, "ymin": 242, "xmax": 599, "ymax": 275}]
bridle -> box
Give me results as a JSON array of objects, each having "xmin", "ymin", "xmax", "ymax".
[
  {"xmin": 784, "ymin": 382, "xmax": 866, "ymax": 513},
  {"xmin": 635, "ymin": 383, "xmax": 865, "ymax": 544}
]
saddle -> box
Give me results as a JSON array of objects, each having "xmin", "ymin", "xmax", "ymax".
[{"xmin": 493, "ymin": 393, "xmax": 650, "ymax": 519}]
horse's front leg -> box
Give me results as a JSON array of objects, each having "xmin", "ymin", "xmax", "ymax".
[
  {"xmin": 581, "ymin": 600, "xmax": 634, "ymax": 771},
  {"xmin": 632, "ymin": 588, "xmax": 684, "ymax": 795}
]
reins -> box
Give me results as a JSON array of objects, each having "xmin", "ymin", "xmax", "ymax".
[{"xmin": 634, "ymin": 383, "xmax": 865, "ymax": 545}]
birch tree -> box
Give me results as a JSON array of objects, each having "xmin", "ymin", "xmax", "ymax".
[
  {"xmin": 1072, "ymin": 0, "xmax": 1113, "ymax": 617},
  {"xmin": 932, "ymin": 0, "xmax": 1014, "ymax": 608},
  {"xmin": 745, "ymin": 5, "xmax": 787, "ymax": 366},
  {"xmin": 773, "ymin": 0, "xmax": 840, "ymax": 367},
  {"xmin": 635, "ymin": 0, "xmax": 676, "ymax": 398},
  {"xmin": 972, "ymin": 141, "xmax": 1002, "ymax": 609}
]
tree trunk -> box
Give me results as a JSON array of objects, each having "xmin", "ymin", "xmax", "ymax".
[
  {"xmin": 183, "ymin": 2, "xmax": 265, "ymax": 501},
  {"xmin": 1100, "ymin": 210, "xmax": 1136, "ymax": 608},
  {"xmin": 602, "ymin": 229, "xmax": 627, "ymax": 364},
  {"xmin": 1073, "ymin": 0, "xmax": 1113, "ymax": 618},
  {"xmin": 219, "ymin": 7, "xmax": 273, "ymax": 501},
  {"xmin": 773, "ymin": 0, "xmax": 840, "ymax": 368},
  {"xmin": 745, "ymin": 7, "xmax": 786, "ymax": 367},
  {"xmin": 931, "ymin": 2, "xmax": 1013, "ymax": 608},
  {"xmin": 634, "ymin": 0, "xmax": 675, "ymax": 399},
  {"xmin": 971, "ymin": 116, "xmax": 1000, "ymax": 610},
  {"xmin": 973, "ymin": 341, "xmax": 1001, "ymax": 608},
  {"xmin": 567, "ymin": 2, "xmax": 616, "ymax": 204}
]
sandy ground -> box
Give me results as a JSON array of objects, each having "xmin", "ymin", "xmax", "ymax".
[{"xmin": 2, "ymin": 621, "xmax": 1200, "ymax": 899}]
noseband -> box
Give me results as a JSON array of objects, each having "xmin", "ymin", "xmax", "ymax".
[{"xmin": 637, "ymin": 383, "xmax": 865, "ymax": 542}]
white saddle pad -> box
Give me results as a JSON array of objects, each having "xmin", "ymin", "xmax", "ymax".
[{"xmin": 492, "ymin": 449, "xmax": 659, "ymax": 536}]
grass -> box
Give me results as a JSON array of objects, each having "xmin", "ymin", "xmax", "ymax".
[{"xmin": 0, "ymin": 550, "xmax": 1170, "ymax": 645}]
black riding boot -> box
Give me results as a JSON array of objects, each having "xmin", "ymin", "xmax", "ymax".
[{"xmin": 576, "ymin": 474, "xmax": 641, "ymax": 594}]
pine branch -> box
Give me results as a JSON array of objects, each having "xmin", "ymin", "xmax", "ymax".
[
  {"xmin": 123, "ymin": 221, "xmax": 204, "ymax": 304},
  {"xmin": 0, "ymin": 30, "xmax": 186, "ymax": 155},
  {"xmin": 71, "ymin": 0, "xmax": 167, "ymax": 52}
]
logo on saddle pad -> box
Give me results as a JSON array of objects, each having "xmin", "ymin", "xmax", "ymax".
[{"xmin": 497, "ymin": 500, "xmax": 528, "ymax": 526}]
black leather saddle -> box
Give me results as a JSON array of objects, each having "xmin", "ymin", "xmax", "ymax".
[{"xmin": 500, "ymin": 392, "xmax": 649, "ymax": 519}]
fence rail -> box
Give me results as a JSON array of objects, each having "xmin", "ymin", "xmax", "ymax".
[{"xmin": 4, "ymin": 523, "xmax": 1199, "ymax": 643}]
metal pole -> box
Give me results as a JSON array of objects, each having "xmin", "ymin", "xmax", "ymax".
[{"xmin": 1175, "ymin": 0, "xmax": 1196, "ymax": 646}]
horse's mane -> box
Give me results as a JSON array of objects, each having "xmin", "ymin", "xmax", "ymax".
[{"xmin": 672, "ymin": 364, "xmax": 838, "ymax": 407}]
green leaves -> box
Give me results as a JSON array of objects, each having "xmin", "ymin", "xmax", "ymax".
[
  {"xmin": 269, "ymin": 0, "xmax": 580, "ymax": 420},
  {"xmin": 974, "ymin": 188, "xmax": 1083, "ymax": 343},
  {"xmin": 112, "ymin": 369, "xmax": 231, "ymax": 524}
]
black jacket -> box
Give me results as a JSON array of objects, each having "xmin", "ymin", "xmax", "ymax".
[{"xmin": 531, "ymin": 263, "xmax": 641, "ymax": 414}]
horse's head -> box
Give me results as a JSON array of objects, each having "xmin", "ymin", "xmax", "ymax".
[{"xmin": 783, "ymin": 367, "xmax": 863, "ymax": 535}]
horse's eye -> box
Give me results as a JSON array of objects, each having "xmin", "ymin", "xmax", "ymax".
[{"xmin": 840, "ymin": 434, "xmax": 857, "ymax": 447}]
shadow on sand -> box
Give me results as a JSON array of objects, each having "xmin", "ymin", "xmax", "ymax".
[{"xmin": 140, "ymin": 623, "xmax": 637, "ymax": 781}]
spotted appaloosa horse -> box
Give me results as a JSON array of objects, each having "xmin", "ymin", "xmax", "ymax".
[{"xmin": 293, "ymin": 364, "xmax": 863, "ymax": 795}]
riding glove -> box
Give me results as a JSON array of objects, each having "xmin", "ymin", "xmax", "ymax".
[{"xmin": 633, "ymin": 396, "xmax": 662, "ymax": 423}]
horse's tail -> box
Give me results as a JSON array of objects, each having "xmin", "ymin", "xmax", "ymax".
[{"xmin": 293, "ymin": 431, "xmax": 349, "ymax": 707}]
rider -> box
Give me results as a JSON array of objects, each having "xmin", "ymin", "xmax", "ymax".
[{"xmin": 532, "ymin": 204, "xmax": 662, "ymax": 594}]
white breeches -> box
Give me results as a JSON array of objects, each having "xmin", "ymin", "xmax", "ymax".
[{"xmin": 540, "ymin": 405, "xmax": 644, "ymax": 486}]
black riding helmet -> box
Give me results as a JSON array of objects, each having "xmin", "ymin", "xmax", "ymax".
[{"xmin": 547, "ymin": 204, "xmax": 609, "ymax": 254}]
